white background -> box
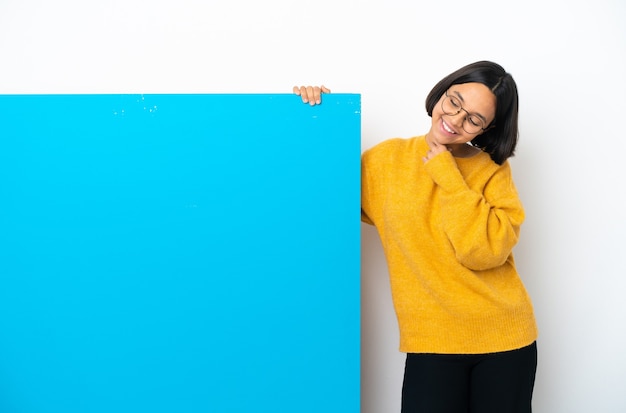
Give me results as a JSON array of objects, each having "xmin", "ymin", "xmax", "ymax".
[{"xmin": 1, "ymin": 1, "xmax": 625, "ymax": 411}]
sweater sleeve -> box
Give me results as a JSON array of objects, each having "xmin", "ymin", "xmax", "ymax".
[
  {"xmin": 424, "ymin": 152, "xmax": 525, "ymax": 271},
  {"xmin": 360, "ymin": 147, "xmax": 375, "ymax": 226}
]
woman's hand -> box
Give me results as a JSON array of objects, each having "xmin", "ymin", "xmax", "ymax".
[
  {"xmin": 293, "ymin": 85, "xmax": 331, "ymax": 106},
  {"xmin": 423, "ymin": 139, "xmax": 451, "ymax": 163}
]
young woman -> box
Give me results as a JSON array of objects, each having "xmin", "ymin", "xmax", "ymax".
[{"xmin": 295, "ymin": 61, "xmax": 538, "ymax": 412}]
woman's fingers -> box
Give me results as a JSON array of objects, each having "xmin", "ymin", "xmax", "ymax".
[
  {"xmin": 423, "ymin": 141, "xmax": 452, "ymax": 163},
  {"xmin": 292, "ymin": 85, "xmax": 331, "ymax": 106}
]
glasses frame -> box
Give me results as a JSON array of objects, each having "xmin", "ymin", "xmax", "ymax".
[{"xmin": 441, "ymin": 90, "xmax": 492, "ymax": 135}]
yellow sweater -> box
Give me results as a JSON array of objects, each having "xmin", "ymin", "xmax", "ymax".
[{"xmin": 361, "ymin": 136, "xmax": 538, "ymax": 354}]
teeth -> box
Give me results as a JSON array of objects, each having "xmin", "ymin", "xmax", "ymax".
[{"xmin": 443, "ymin": 121, "xmax": 455, "ymax": 134}]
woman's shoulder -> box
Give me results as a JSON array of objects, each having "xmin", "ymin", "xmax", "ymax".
[{"xmin": 364, "ymin": 136, "xmax": 426, "ymax": 157}]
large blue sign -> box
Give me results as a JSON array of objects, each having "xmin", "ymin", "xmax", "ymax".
[{"xmin": 0, "ymin": 94, "xmax": 361, "ymax": 412}]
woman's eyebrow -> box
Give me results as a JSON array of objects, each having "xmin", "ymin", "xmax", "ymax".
[{"xmin": 451, "ymin": 90, "xmax": 489, "ymax": 123}]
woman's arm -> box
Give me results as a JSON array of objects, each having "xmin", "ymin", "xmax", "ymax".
[{"xmin": 424, "ymin": 153, "xmax": 525, "ymax": 271}]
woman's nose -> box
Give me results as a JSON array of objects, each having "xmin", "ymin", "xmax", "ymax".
[{"xmin": 448, "ymin": 110, "xmax": 466, "ymax": 127}]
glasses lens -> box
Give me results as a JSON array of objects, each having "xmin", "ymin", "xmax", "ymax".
[
  {"xmin": 463, "ymin": 115, "xmax": 484, "ymax": 134},
  {"xmin": 442, "ymin": 96, "xmax": 460, "ymax": 115}
]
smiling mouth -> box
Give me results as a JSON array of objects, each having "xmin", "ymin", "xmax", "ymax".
[{"xmin": 442, "ymin": 120, "xmax": 457, "ymax": 134}]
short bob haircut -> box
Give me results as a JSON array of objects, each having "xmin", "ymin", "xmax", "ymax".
[{"xmin": 425, "ymin": 61, "xmax": 519, "ymax": 165}]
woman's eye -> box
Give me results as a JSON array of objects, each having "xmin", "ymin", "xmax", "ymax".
[{"xmin": 468, "ymin": 116, "xmax": 481, "ymax": 127}]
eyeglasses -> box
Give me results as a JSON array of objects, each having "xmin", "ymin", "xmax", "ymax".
[{"xmin": 441, "ymin": 90, "xmax": 489, "ymax": 134}]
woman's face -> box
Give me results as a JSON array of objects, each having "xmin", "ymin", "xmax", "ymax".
[{"xmin": 428, "ymin": 82, "xmax": 496, "ymax": 147}]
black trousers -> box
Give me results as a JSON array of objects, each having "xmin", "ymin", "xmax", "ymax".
[{"xmin": 401, "ymin": 342, "xmax": 537, "ymax": 413}]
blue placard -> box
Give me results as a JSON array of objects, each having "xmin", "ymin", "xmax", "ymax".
[{"xmin": 0, "ymin": 94, "xmax": 361, "ymax": 413}]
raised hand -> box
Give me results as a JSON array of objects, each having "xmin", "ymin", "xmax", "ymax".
[{"xmin": 293, "ymin": 85, "xmax": 331, "ymax": 106}]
